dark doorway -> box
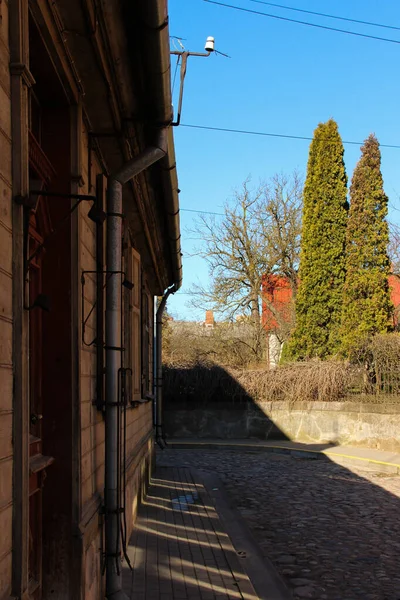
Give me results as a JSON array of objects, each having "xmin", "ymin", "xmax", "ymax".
[{"xmin": 28, "ymin": 13, "xmax": 74, "ymax": 600}]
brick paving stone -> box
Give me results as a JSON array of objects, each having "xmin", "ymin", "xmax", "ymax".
[
  {"xmin": 122, "ymin": 466, "xmax": 259, "ymax": 599},
  {"xmin": 158, "ymin": 448, "xmax": 400, "ymax": 600}
]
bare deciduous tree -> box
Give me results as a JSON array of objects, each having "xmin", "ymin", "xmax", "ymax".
[
  {"xmin": 388, "ymin": 222, "xmax": 400, "ymax": 274},
  {"xmin": 188, "ymin": 172, "xmax": 302, "ymax": 355}
]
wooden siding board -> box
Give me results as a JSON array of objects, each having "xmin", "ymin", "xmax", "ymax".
[
  {"xmin": 0, "ymin": 42, "xmax": 10, "ymax": 96},
  {"xmin": 0, "ymin": 504, "xmax": 12, "ymax": 564},
  {"xmin": 0, "ymin": 413, "xmax": 12, "ymax": 461},
  {"xmin": 0, "ymin": 178, "xmax": 12, "ymax": 232},
  {"xmin": 0, "ymin": 457, "xmax": 12, "ymax": 510},
  {"xmin": 0, "ymin": 367, "xmax": 12, "ymax": 412},
  {"xmin": 0, "ymin": 270, "xmax": 12, "ymax": 321},
  {"xmin": 0, "ymin": 218, "xmax": 12, "ymax": 275},
  {"xmin": 0, "ymin": 551, "xmax": 11, "ymax": 599},
  {"xmin": 0, "ymin": 84, "xmax": 11, "ymax": 139},
  {"xmin": 0, "ymin": 131, "xmax": 11, "ymax": 184},
  {"xmin": 0, "ymin": 320, "xmax": 12, "ymax": 366},
  {"xmin": 0, "ymin": 1, "xmax": 10, "ymax": 49}
]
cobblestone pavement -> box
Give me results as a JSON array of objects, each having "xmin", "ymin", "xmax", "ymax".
[{"xmin": 158, "ymin": 448, "xmax": 400, "ymax": 600}]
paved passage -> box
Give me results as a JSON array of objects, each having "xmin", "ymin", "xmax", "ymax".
[
  {"xmin": 123, "ymin": 466, "xmax": 263, "ymax": 600},
  {"xmin": 158, "ymin": 448, "xmax": 400, "ymax": 600}
]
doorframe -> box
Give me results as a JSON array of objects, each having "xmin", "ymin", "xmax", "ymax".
[
  {"xmin": 10, "ymin": 1, "xmax": 34, "ymax": 597},
  {"xmin": 70, "ymin": 102, "xmax": 84, "ymax": 600},
  {"xmin": 10, "ymin": 2, "xmax": 83, "ymax": 597}
]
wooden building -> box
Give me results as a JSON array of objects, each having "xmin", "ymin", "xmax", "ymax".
[{"xmin": 0, "ymin": 1, "xmax": 181, "ymax": 598}]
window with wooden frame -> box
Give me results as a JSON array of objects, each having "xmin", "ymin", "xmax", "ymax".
[
  {"xmin": 124, "ymin": 247, "xmax": 141, "ymax": 402},
  {"xmin": 141, "ymin": 286, "xmax": 154, "ymax": 399}
]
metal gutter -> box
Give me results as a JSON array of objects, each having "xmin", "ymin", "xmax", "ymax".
[
  {"xmin": 155, "ymin": 284, "xmax": 175, "ymax": 447},
  {"xmin": 104, "ymin": 130, "xmax": 169, "ymax": 600}
]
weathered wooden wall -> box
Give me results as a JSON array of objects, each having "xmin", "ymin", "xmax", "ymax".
[
  {"xmin": 0, "ymin": 0, "xmax": 13, "ymax": 596},
  {"xmin": 1, "ymin": 2, "xmax": 158, "ymax": 596},
  {"xmin": 78, "ymin": 123, "xmax": 155, "ymax": 599}
]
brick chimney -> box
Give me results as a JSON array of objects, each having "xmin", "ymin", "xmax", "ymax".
[{"xmin": 205, "ymin": 310, "xmax": 215, "ymax": 328}]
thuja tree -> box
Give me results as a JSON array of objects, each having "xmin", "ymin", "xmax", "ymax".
[
  {"xmin": 340, "ymin": 134, "xmax": 392, "ymax": 357},
  {"xmin": 288, "ymin": 119, "xmax": 348, "ymax": 358}
]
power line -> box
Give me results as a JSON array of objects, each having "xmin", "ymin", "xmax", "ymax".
[
  {"xmin": 181, "ymin": 207, "xmax": 225, "ymax": 216},
  {"xmin": 181, "ymin": 123, "xmax": 400, "ymax": 150},
  {"xmin": 173, "ymin": 291, "xmax": 200, "ymax": 295},
  {"xmin": 249, "ymin": 0, "xmax": 400, "ymax": 32},
  {"xmin": 203, "ymin": 0, "xmax": 400, "ymax": 46}
]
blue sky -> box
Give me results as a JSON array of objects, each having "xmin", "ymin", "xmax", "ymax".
[{"xmin": 168, "ymin": 0, "xmax": 400, "ymax": 320}]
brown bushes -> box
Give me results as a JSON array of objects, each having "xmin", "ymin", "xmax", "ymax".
[
  {"xmin": 163, "ymin": 333, "xmax": 400, "ymax": 406},
  {"xmin": 164, "ymin": 360, "xmax": 358, "ymax": 406},
  {"xmin": 236, "ymin": 360, "xmax": 355, "ymax": 403},
  {"xmin": 163, "ymin": 363, "xmax": 251, "ymax": 405},
  {"xmin": 369, "ymin": 333, "xmax": 400, "ymax": 394}
]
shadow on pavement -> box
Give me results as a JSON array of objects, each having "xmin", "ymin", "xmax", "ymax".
[
  {"xmin": 122, "ymin": 466, "xmax": 277, "ymax": 600},
  {"xmin": 159, "ymin": 364, "xmax": 400, "ymax": 600},
  {"xmin": 156, "ymin": 446, "xmax": 400, "ymax": 600},
  {"xmin": 163, "ymin": 363, "xmax": 293, "ymax": 441}
]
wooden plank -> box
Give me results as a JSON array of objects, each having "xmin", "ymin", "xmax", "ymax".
[
  {"xmin": 80, "ymin": 346, "xmax": 96, "ymax": 377},
  {"xmin": 0, "ymin": 551, "xmax": 11, "ymax": 598},
  {"xmin": 0, "ymin": 320, "xmax": 12, "ymax": 366},
  {"xmin": 0, "ymin": 0, "xmax": 10, "ymax": 49},
  {"xmin": 0, "ymin": 44, "xmax": 10, "ymax": 96},
  {"xmin": 0, "ymin": 220, "xmax": 12, "ymax": 275},
  {"xmin": 29, "ymin": 454, "xmax": 54, "ymax": 474},
  {"xmin": 0, "ymin": 131, "xmax": 11, "ymax": 190},
  {"xmin": 0, "ymin": 364, "xmax": 13, "ymax": 415},
  {"xmin": 0, "ymin": 503, "xmax": 12, "ymax": 562},
  {"xmin": 0, "ymin": 269, "xmax": 12, "ymax": 320},
  {"xmin": 0, "ymin": 177, "xmax": 12, "ymax": 232},
  {"xmin": 93, "ymin": 464, "xmax": 103, "ymax": 494},
  {"xmin": 80, "ymin": 451, "xmax": 93, "ymax": 485},
  {"xmin": 0, "ymin": 412, "xmax": 12, "ymax": 460},
  {"xmin": 81, "ymin": 475, "xmax": 94, "ymax": 508},
  {"xmin": 10, "ymin": 0, "xmax": 33, "ymax": 595},
  {"xmin": 80, "ymin": 399, "xmax": 92, "ymax": 431},
  {"xmin": 94, "ymin": 420, "xmax": 105, "ymax": 447},
  {"xmin": 0, "ymin": 84, "xmax": 11, "ymax": 139},
  {"xmin": 0, "ymin": 457, "xmax": 12, "ymax": 509},
  {"xmin": 80, "ymin": 426, "xmax": 93, "ymax": 459},
  {"xmin": 94, "ymin": 440, "xmax": 104, "ymax": 472}
]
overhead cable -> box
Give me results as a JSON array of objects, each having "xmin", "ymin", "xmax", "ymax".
[
  {"xmin": 203, "ymin": 0, "xmax": 400, "ymax": 45},
  {"xmin": 249, "ymin": 0, "xmax": 400, "ymax": 32},
  {"xmin": 181, "ymin": 123, "xmax": 400, "ymax": 150}
]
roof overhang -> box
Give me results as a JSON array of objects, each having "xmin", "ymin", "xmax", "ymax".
[{"xmin": 121, "ymin": 0, "xmax": 183, "ymax": 290}]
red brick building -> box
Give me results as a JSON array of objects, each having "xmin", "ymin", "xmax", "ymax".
[
  {"xmin": 262, "ymin": 274, "xmax": 294, "ymax": 334},
  {"xmin": 262, "ymin": 273, "xmax": 400, "ymax": 365}
]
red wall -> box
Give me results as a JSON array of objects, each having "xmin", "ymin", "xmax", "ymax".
[
  {"xmin": 262, "ymin": 275, "xmax": 293, "ymax": 332},
  {"xmin": 263, "ymin": 273, "xmax": 400, "ymax": 332}
]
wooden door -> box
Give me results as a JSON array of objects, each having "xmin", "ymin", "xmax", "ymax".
[{"xmin": 28, "ymin": 202, "xmax": 54, "ymax": 600}]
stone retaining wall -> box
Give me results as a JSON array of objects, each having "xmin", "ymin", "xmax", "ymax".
[{"xmin": 164, "ymin": 399, "xmax": 400, "ymax": 453}]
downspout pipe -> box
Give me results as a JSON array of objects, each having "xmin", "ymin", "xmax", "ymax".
[
  {"xmin": 155, "ymin": 284, "xmax": 175, "ymax": 447},
  {"xmin": 104, "ymin": 128, "xmax": 168, "ymax": 600}
]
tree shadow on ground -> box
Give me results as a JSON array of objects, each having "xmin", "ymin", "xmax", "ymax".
[
  {"xmin": 150, "ymin": 364, "xmax": 400, "ymax": 600},
  {"xmin": 163, "ymin": 363, "xmax": 293, "ymax": 440}
]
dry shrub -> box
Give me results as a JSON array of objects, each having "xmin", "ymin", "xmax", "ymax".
[
  {"xmin": 236, "ymin": 360, "xmax": 355, "ymax": 403},
  {"xmin": 163, "ymin": 334, "xmax": 400, "ymax": 407},
  {"xmin": 163, "ymin": 359, "xmax": 356, "ymax": 406},
  {"xmin": 369, "ymin": 333, "xmax": 400, "ymax": 394},
  {"xmin": 163, "ymin": 362, "xmax": 250, "ymax": 405}
]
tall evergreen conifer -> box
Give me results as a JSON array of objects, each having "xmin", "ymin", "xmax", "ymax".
[
  {"xmin": 288, "ymin": 119, "xmax": 348, "ymax": 358},
  {"xmin": 340, "ymin": 134, "xmax": 392, "ymax": 356}
]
